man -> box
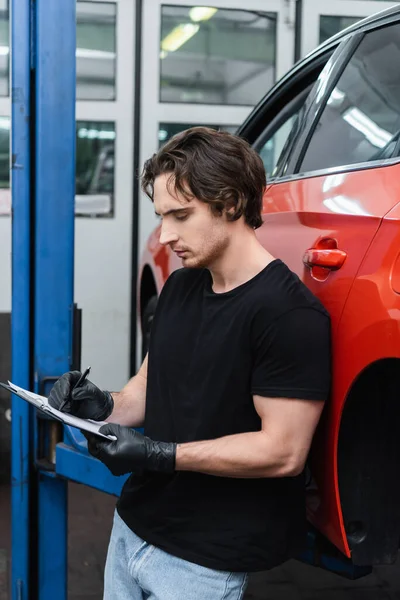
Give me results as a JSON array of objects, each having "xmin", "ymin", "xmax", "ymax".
[{"xmin": 49, "ymin": 127, "xmax": 331, "ymax": 600}]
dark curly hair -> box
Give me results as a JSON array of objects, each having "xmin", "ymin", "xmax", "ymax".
[{"xmin": 141, "ymin": 127, "xmax": 266, "ymax": 229}]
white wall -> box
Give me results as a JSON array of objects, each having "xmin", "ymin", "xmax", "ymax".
[
  {"xmin": 74, "ymin": 0, "xmax": 135, "ymax": 391},
  {"xmin": 0, "ymin": 218, "xmax": 10, "ymax": 312},
  {"xmin": 74, "ymin": 216, "xmax": 132, "ymax": 391}
]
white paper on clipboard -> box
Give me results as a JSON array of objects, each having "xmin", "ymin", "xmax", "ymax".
[{"xmin": 1, "ymin": 381, "xmax": 116, "ymax": 440}]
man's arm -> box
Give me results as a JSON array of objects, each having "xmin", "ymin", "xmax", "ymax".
[
  {"xmin": 175, "ymin": 395, "xmax": 324, "ymax": 478},
  {"xmin": 87, "ymin": 307, "xmax": 330, "ymax": 478},
  {"xmin": 107, "ymin": 354, "xmax": 148, "ymax": 428}
]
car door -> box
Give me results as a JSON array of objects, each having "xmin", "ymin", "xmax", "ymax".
[{"xmin": 254, "ymin": 17, "xmax": 400, "ymax": 557}]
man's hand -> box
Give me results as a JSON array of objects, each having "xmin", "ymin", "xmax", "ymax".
[
  {"xmin": 48, "ymin": 371, "xmax": 113, "ymax": 421},
  {"xmin": 85, "ymin": 424, "xmax": 176, "ymax": 476}
]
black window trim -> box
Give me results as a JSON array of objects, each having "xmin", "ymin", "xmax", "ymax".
[
  {"xmin": 276, "ymin": 18, "xmax": 400, "ymax": 184},
  {"xmin": 257, "ymin": 34, "xmax": 359, "ymax": 181},
  {"xmin": 252, "ymin": 83, "xmax": 313, "ymax": 182},
  {"xmin": 286, "ymin": 32, "xmax": 364, "ymax": 178},
  {"xmin": 239, "ymin": 35, "xmax": 359, "ymax": 182},
  {"xmin": 240, "ymin": 9, "xmax": 400, "ymax": 188},
  {"xmin": 238, "ymin": 48, "xmax": 334, "ymax": 145},
  {"xmin": 267, "ymin": 155, "xmax": 400, "ymax": 186},
  {"xmin": 252, "ymin": 84, "xmax": 313, "ymax": 152}
]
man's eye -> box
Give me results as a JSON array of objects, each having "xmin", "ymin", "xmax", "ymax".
[{"xmin": 175, "ymin": 214, "xmax": 188, "ymax": 221}]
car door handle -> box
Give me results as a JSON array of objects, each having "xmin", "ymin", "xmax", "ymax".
[{"xmin": 303, "ymin": 248, "xmax": 347, "ymax": 270}]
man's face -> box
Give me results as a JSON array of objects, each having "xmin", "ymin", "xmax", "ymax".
[{"xmin": 153, "ymin": 173, "xmax": 231, "ymax": 269}]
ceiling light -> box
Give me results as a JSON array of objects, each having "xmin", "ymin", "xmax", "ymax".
[
  {"xmin": 189, "ymin": 7, "xmax": 218, "ymax": 22},
  {"xmin": 161, "ymin": 23, "xmax": 200, "ymax": 52}
]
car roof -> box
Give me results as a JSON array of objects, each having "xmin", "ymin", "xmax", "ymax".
[{"xmin": 312, "ymin": 4, "xmax": 400, "ymax": 56}]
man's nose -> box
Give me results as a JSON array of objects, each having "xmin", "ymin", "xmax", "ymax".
[{"xmin": 159, "ymin": 223, "xmax": 178, "ymax": 246}]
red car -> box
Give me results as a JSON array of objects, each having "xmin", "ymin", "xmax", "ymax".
[{"xmin": 138, "ymin": 6, "xmax": 400, "ymax": 569}]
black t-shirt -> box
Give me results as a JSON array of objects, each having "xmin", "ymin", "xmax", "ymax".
[{"xmin": 117, "ymin": 259, "xmax": 331, "ymax": 572}]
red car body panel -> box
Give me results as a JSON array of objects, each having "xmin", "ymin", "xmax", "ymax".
[
  {"xmin": 258, "ymin": 164, "xmax": 400, "ymax": 555},
  {"xmin": 139, "ymin": 162, "xmax": 400, "ymax": 558}
]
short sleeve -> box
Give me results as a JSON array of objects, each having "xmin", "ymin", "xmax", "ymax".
[{"xmin": 251, "ymin": 307, "xmax": 331, "ymax": 401}]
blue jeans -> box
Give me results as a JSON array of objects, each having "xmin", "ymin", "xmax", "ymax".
[{"xmin": 104, "ymin": 510, "xmax": 249, "ymax": 600}]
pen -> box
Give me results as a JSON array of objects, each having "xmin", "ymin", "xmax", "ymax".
[
  {"xmin": 58, "ymin": 366, "xmax": 91, "ymax": 413},
  {"xmin": 75, "ymin": 366, "xmax": 91, "ymax": 389}
]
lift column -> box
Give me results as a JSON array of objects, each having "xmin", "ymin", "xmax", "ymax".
[{"xmin": 11, "ymin": 0, "xmax": 76, "ymax": 598}]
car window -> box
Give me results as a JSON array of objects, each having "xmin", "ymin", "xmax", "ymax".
[
  {"xmin": 299, "ymin": 23, "xmax": 400, "ymax": 174},
  {"xmin": 255, "ymin": 86, "xmax": 312, "ymax": 179},
  {"xmin": 259, "ymin": 111, "xmax": 300, "ymax": 179}
]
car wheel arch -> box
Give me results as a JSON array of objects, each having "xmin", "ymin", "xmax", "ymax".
[{"xmin": 337, "ymin": 357, "xmax": 400, "ymax": 565}]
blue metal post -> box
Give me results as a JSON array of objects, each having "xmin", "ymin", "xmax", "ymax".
[
  {"xmin": 34, "ymin": 1, "xmax": 76, "ymax": 598},
  {"xmin": 11, "ymin": 0, "xmax": 32, "ymax": 598}
]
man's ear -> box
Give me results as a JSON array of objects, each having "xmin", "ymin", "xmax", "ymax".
[
  {"xmin": 224, "ymin": 203, "xmax": 236, "ymax": 219},
  {"xmin": 225, "ymin": 197, "xmax": 244, "ymax": 221}
]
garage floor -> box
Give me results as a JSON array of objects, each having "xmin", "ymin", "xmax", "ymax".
[{"xmin": 1, "ymin": 480, "xmax": 400, "ymax": 600}]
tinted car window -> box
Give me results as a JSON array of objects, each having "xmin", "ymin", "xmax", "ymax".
[
  {"xmin": 300, "ymin": 23, "xmax": 400, "ymax": 174},
  {"xmin": 254, "ymin": 85, "xmax": 313, "ymax": 179},
  {"xmin": 259, "ymin": 111, "xmax": 300, "ymax": 178}
]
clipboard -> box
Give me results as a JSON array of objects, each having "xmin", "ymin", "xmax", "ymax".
[{"xmin": 0, "ymin": 381, "xmax": 115, "ymax": 440}]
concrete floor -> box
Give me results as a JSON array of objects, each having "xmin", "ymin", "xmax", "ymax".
[{"xmin": 2, "ymin": 480, "xmax": 400, "ymax": 599}]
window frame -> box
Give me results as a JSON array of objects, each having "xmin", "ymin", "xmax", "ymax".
[
  {"xmin": 286, "ymin": 32, "xmax": 363, "ymax": 176},
  {"xmin": 158, "ymin": 5, "xmax": 279, "ymax": 108},
  {"xmin": 237, "ymin": 45, "xmax": 334, "ymax": 146},
  {"xmin": 241, "ymin": 11, "xmax": 400, "ymax": 186},
  {"xmin": 290, "ymin": 16, "xmax": 400, "ymax": 182},
  {"xmin": 76, "ymin": 0, "xmax": 118, "ymax": 102},
  {"xmin": 236, "ymin": 40, "xmax": 350, "ymax": 182},
  {"xmin": 252, "ymin": 84, "xmax": 314, "ymax": 182}
]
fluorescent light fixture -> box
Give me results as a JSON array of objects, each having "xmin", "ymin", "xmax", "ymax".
[
  {"xmin": 78, "ymin": 127, "xmax": 115, "ymax": 140},
  {"xmin": 0, "ymin": 45, "xmax": 8, "ymax": 56},
  {"xmin": 343, "ymin": 107, "xmax": 392, "ymax": 149},
  {"xmin": 189, "ymin": 7, "xmax": 218, "ymax": 22},
  {"xmin": 161, "ymin": 23, "xmax": 200, "ymax": 53}
]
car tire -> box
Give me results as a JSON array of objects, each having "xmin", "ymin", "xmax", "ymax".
[{"xmin": 141, "ymin": 295, "xmax": 158, "ymax": 359}]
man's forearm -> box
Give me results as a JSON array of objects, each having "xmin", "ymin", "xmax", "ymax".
[
  {"xmin": 175, "ymin": 431, "xmax": 302, "ymax": 478},
  {"xmin": 107, "ymin": 374, "xmax": 146, "ymax": 427}
]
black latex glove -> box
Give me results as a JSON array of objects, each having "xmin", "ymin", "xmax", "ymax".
[
  {"xmin": 85, "ymin": 423, "xmax": 176, "ymax": 476},
  {"xmin": 48, "ymin": 371, "xmax": 113, "ymax": 421}
]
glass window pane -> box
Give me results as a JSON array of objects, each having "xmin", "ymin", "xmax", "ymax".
[
  {"xmin": 259, "ymin": 113, "xmax": 300, "ymax": 179},
  {"xmin": 75, "ymin": 121, "xmax": 115, "ymax": 216},
  {"xmin": 0, "ymin": 0, "xmax": 8, "ymax": 97},
  {"xmin": 0, "ymin": 119, "xmax": 116, "ymax": 217},
  {"xmin": 159, "ymin": 123, "xmax": 237, "ymax": 148},
  {"xmin": 300, "ymin": 23, "xmax": 400, "ymax": 174},
  {"xmin": 254, "ymin": 84, "xmax": 314, "ymax": 179},
  {"xmin": 319, "ymin": 15, "xmax": 360, "ymax": 45},
  {"xmin": 77, "ymin": 2, "xmax": 116, "ymax": 101},
  {"xmin": 160, "ymin": 6, "xmax": 276, "ymax": 106}
]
